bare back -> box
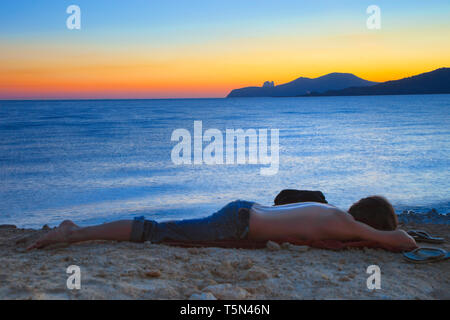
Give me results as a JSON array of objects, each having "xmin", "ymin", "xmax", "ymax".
[{"xmin": 248, "ymin": 202, "xmax": 353, "ymax": 241}]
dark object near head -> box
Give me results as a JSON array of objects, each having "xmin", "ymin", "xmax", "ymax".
[
  {"xmin": 348, "ymin": 196, "xmax": 398, "ymax": 231},
  {"xmin": 274, "ymin": 189, "xmax": 328, "ymax": 206}
]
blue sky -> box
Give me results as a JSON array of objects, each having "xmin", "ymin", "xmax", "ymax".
[
  {"xmin": 1, "ymin": 0, "xmax": 449, "ymax": 99},
  {"xmin": 1, "ymin": 0, "xmax": 449, "ymax": 38}
]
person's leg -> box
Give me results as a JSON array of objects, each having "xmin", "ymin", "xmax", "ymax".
[
  {"xmin": 27, "ymin": 220, "xmax": 133, "ymax": 250},
  {"xmin": 27, "ymin": 200, "xmax": 255, "ymax": 249},
  {"xmin": 141, "ymin": 200, "xmax": 255, "ymax": 243}
]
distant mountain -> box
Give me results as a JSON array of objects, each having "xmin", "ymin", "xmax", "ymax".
[
  {"xmin": 304, "ymin": 68, "xmax": 450, "ymax": 97},
  {"xmin": 227, "ymin": 73, "xmax": 378, "ymax": 98}
]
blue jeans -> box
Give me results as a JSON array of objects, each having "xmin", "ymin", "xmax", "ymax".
[{"xmin": 130, "ymin": 200, "xmax": 255, "ymax": 243}]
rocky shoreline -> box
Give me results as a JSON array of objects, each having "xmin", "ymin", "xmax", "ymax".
[{"xmin": 397, "ymin": 209, "xmax": 449, "ymax": 225}]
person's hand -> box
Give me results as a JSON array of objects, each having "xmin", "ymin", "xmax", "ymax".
[{"xmin": 392, "ymin": 230, "xmax": 418, "ymax": 251}]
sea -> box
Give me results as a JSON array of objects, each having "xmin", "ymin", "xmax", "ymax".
[{"xmin": 0, "ymin": 95, "xmax": 449, "ymax": 228}]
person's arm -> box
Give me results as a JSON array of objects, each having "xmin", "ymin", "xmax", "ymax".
[
  {"xmin": 324, "ymin": 209, "xmax": 417, "ymax": 250},
  {"xmin": 345, "ymin": 216, "xmax": 417, "ymax": 250}
]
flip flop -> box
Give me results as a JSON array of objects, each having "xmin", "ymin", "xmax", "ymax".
[
  {"xmin": 407, "ymin": 230, "xmax": 445, "ymax": 244},
  {"xmin": 403, "ymin": 247, "xmax": 450, "ymax": 264}
]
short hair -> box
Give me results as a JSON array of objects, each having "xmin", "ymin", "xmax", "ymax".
[{"xmin": 348, "ymin": 196, "xmax": 398, "ymax": 231}]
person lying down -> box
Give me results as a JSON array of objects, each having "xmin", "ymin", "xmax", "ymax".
[{"xmin": 28, "ymin": 196, "xmax": 418, "ymax": 251}]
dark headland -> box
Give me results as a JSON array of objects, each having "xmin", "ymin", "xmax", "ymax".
[{"xmin": 227, "ymin": 68, "xmax": 450, "ymax": 98}]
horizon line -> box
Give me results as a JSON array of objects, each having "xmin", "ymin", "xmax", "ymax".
[
  {"xmin": 2, "ymin": 67, "xmax": 448, "ymax": 102},
  {"xmin": 3, "ymin": 93, "xmax": 450, "ymax": 103}
]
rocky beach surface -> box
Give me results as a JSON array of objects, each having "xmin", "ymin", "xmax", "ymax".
[{"xmin": 0, "ymin": 210, "xmax": 448, "ymax": 300}]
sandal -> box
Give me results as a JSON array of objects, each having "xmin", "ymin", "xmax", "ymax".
[
  {"xmin": 403, "ymin": 247, "xmax": 449, "ymax": 264},
  {"xmin": 407, "ymin": 230, "xmax": 445, "ymax": 244}
]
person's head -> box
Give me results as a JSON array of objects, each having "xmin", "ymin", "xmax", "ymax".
[{"xmin": 348, "ymin": 196, "xmax": 398, "ymax": 231}]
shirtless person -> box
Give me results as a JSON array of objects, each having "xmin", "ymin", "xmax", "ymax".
[{"xmin": 28, "ymin": 196, "xmax": 417, "ymax": 251}]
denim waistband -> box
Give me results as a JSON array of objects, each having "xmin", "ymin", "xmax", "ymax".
[{"xmin": 130, "ymin": 200, "xmax": 255, "ymax": 243}]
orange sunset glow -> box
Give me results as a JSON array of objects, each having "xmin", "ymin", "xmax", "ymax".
[{"xmin": 1, "ymin": 1, "xmax": 449, "ymax": 99}]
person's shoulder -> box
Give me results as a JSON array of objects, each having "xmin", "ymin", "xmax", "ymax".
[
  {"xmin": 326, "ymin": 206, "xmax": 354, "ymax": 221},
  {"xmin": 314, "ymin": 202, "xmax": 343, "ymax": 211}
]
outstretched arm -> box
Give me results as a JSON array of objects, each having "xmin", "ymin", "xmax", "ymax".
[
  {"xmin": 322, "ymin": 209, "xmax": 417, "ymax": 251},
  {"xmin": 343, "ymin": 216, "xmax": 417, "ymax": 251}
]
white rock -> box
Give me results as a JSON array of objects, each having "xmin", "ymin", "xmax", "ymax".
[
  {"xmin": 266, "ymin": 241, "xmax": 281, "ymax": 251},
  {"xmin": 189, "ymin": 292, "xmax": 217, "ymax": 300},
  {"xmin": 281, "ymin": 242, "xmax": 291, "ymax": 249},
  {"xmin": 203, "ymin": 284, "xmax": 249, "ymax": 300},
  {"xmin": 244, "ymin": 266, "xmax": 270, "ymax": 281},
  {"xmin": 144, "ymin": 241, "xmax": 153, "ymax": 248}
]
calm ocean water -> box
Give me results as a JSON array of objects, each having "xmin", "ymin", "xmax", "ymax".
[{"xmin": 0, "ymin": 95, "xmax": 449, "ymax": 228}]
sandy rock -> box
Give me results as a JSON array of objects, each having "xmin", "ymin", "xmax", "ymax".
[
  {"xmin": 198, "ymin": 279, "xmax": 217, "ymax": 289},
  {"xmin": 96, "ymin": 271, "xmax": 108, "ymax": 278},
  {"xmin": 144, "ymin": 241, "xmax": 153, "ymax": 248},
  {"xmin": 238, "ymin": 258, "xmax": 254, "ymax": 270},
  {"xmin": 244, "ymin": 287, "xmax": 258, "ymax": 294},
  {"xmin": 142, "ymin": 270, "xmax": 161, "ymax": 278},
  {"xmin": 189, "ymin": 292, "xmax": 217, "ymax": 300},
  {"xmin": 243, "ymin": 266, "xmax": 270, "ymax": 281},
  {"xmin": 266, "ymin": 241, "xmax": 281, "ymax": 251},
  {"xmin": 120, "ymin": 268, "xmax": 138, "ymax": 277},
  {"xmin": 281, "ymin": 242, "xmax": 291, "ymax": 249},
  {"xmin": 187, "ymin": 262, "xmax": 206, "ymax": 272},
  {"xmin": 338, "ymin": 276, "xmax": 351, "ymax": 282},
  {"xmin": 321, "ymin": 274, "xmax": 330, "ymax": 281},
  {"xmin": 210, "ymin": 260, "xmax": 234, "ymax": 278},
  {"xmin": 187, "ymin": 248, "xmax": 201, "ymax": 255},
  {"xmin": 173, "ymin": 253, "xmax": 189, "ymax": 261},
  {"xmin": 203, "ymin": 284, "xmax": 249, "ymax": 300}
]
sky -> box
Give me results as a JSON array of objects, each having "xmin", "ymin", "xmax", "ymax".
[{"xmin": 0, "ymin": 0, "xmax": 449, "ymax": 99}]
